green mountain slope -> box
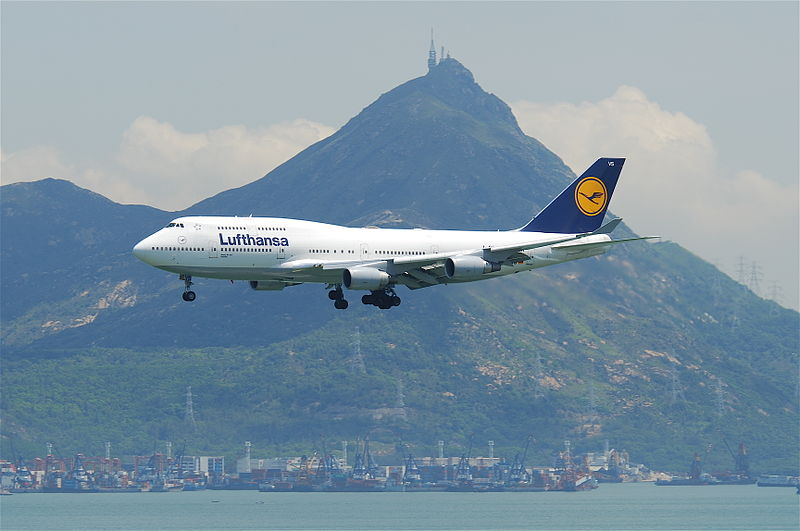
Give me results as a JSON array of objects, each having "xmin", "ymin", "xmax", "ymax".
[{"xmin": 1, "ymin": 59, "xmax": 797, "ymax": 472}]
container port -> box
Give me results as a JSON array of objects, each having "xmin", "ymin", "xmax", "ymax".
[{"xmin": 1, "ymin": 438, "xmax": 784, "ymax": 494}]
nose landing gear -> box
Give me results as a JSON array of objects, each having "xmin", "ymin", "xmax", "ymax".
[
  {"xmin": 180, "ymin": 274, "xmax": 196, "ymax": 302},
  {"xmin": 328, "ymin": 285, "xmax": 349, "ymax": 309}
]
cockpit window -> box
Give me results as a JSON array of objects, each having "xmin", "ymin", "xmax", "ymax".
[{"xmin": 165, "ymin": 222, "xmax": 185, "ymax": 228}]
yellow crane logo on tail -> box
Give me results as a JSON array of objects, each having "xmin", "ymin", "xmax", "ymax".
[{"xmin": 575, "ymin": 177, "xmax": 608, "ymax": 216}]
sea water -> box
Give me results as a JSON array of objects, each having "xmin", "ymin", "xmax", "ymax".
[{"xmin": 1, "ymin": 483, "xmax": 798, "ymax": 531}]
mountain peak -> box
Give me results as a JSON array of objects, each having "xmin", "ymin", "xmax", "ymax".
[
  {"xmin": 427, "ymin": 57, "xmax": 475, "ymax": 83},
  {"xmin": 367, "ymin": 57, "xmax": 518, "ymax": 129},
  {"xmin": 3, "ymin": 178, "xmax": 113, "ymax": 208}
]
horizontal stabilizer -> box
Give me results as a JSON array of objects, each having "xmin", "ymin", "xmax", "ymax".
[{"xmin": 593, "ymin": 218, "xmax": 623, "ymax": 235}]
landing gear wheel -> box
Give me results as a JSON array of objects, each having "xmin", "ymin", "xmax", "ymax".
[
  {"xmin": 180, "ymin": 275, "xmax": 195, "ymax": 302},
  {"xmin": 362, "ymin": 288, "xmax": 401, "ymax": 309},
  {"xmin": 328, "ymin": 284, "xmax": 348, "ymax": 309}
]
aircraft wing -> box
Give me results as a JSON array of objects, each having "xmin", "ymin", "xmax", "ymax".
[
  {"xmin": 280, "ymin": 219, "xmax": 646, "ymax": 290},
  {"xmin": 272, "ymin": 255, "xmax": 446, "ymax": 289},
  {"xmin": 483, "ymin": 234, "xmax": 582, "ymax": 260},
  {"xmin": 329, "ymin": 236, "xmax": 573, "ymax": 290},
  {"xmin": 385, "ymin": 233, "xmax": 577, "ymax": 289},
  {"xmin": 377, "ymin": 234, "xmax": 582, "ymax": 290},
  {"xmin": 551, "ymin": 235, "xmax": 659, "ymax": 253},
  {"xmin": 317, "ymin": 253, "xmax": 453, "ymax": 289}
]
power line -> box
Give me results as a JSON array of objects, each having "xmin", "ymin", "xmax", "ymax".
[
  {"xmin": 532, "ymin": 351, "xmax": 545, "ymax": 400},
  {"xmin": 715, "ymin": 379, "xmax": 726, "ymax": 418},
  {"xmin": 748, "ymin": 262, "xmax": 763, "ymax": 297},
  {"xmin": 185, "ymin": 386, "xmax": 197, "ymax": 430},
  {"xmin": 588, "ymin": 381, "xmax": 598, "ymax": 422},
  {"xmin": 669, "ymin": 366, "xmax": 686, "ymax": 406},
  {"xmin": 350, "ymin": 327, "xmax": 367, "ymax": 375}
]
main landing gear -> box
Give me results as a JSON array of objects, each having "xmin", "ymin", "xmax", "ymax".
[
  {"xmin": 361, "ymin": 288, "xmax": 401, "ymax": 309},
  {"xmin": 180, "ymin": 274, "xmax": 196, "ymax": 302},
  {"xmin": 328, "ymin": 285, "xmax": 349, "ymax": 310},
  {"xmin": 326, "ymin": 286, "xmax": 401, "ymax": 309}
]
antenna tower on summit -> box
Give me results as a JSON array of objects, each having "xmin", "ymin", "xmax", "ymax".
[{"xmin": 428, "ymin": 29, "xmax": 437, "ymax": 70}]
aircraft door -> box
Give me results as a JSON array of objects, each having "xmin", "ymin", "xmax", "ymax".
[
  {"xmin": 277, "ymin": 247, "xmax": 287, "ymax": 261},
  {"xmin": 208, "ymin": 238, "xmax": 218, "ymax": 258},
  {"xmin": 360, "ymin": 243, "xmax": 370, "ymax": 260}
]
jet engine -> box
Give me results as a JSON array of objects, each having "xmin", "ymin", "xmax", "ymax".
[
  {"xmin": 444, "ymin": 255, "xmax": 500, "ymax": 279},
  {"xmin": 343, "ymin": 268, "xmax": 390, "ymax": 290},
  {"xmin": 249, "ymin": 280, "xmax": 290, "ymax": 291}
]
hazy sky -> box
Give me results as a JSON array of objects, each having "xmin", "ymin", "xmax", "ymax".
[{"xmin": 2, "ymin": 1, "xmax": 798, "ymax": 310}]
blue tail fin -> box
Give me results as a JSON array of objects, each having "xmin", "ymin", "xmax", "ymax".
[{"xmin": 519, "ymin": 158, "xmax": 625, "ymax": 233}]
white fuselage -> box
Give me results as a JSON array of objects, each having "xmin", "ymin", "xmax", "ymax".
[
  {"xmin": 131, "ymin": 158, "xmax": 643, "ymax": 308},
  {"xmin": 132, "ymin": 216, "xmax": 609, "ymax": 288}
]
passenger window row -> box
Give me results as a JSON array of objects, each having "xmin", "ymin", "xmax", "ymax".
[
  {"xmin": 215, "ymin": 226, "xmax": 287, "ymax": 231},
  {"xmin": 377, "ymin": 250, "xmax": 424, "ymax": 256},
  {"xmin": 309, "ymin": 249, "xmax": 354, "ymax": 254}
]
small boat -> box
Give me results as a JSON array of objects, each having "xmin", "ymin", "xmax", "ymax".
[{"xmin": 756, "ymin": 475, "xmax": 800, "ymax": 487}]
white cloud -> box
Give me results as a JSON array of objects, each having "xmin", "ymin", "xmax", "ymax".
[
  {"xmin": 1, "ymin": 117, "xmax": 335, "ymax": 211},
  {"xmin": 115, "ymin": 117, "xmax": 336, "ymax": 209},
  {"xmin": 512, "ymin": 87, "xmax": 799, "ymax": 310}
]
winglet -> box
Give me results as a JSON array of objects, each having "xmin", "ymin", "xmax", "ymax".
[{"xmin": 520, "ymin": 158, "xmax": 625, "ymax": 233}]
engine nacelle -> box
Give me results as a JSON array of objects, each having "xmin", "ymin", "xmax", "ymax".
[
  {"xmin": 343, "ymin": 268, "xmax": 390, "ymax": 290},
  {"xmin": 249, "ymin": 280, "xmax": 289, "ymax": 291},
  {"xmin": 444, "ymin": 255, "xmax": 500, "ymax": 279}
]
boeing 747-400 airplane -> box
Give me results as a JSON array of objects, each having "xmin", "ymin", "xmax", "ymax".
[{"xmin": 133, "ymin": 158, "xmax": 654, "ymax": 309}]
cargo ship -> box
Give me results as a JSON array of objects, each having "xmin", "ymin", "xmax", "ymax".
[{"xmin": 655, "ymin": 453, "xmax": 717, "ymax": 486}]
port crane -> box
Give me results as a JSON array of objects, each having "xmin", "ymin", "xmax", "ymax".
[
  {"xmin": 721, "ymin": 438, "xmax": 751, "ymax": 478},
  {"xmin": 451, "ymin": 440, "xmax": 474, "ymax": 490},
  {"xmin": 351, "ymin": 438, "xmax": 379, "ymax": 481},
  {"xmin": 403, "ymin": 454, "xmax": 422, "ymax": 485},
  {"xmin": 509, "ymin": 435, "xmax": 533, "ymax": 484}
]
